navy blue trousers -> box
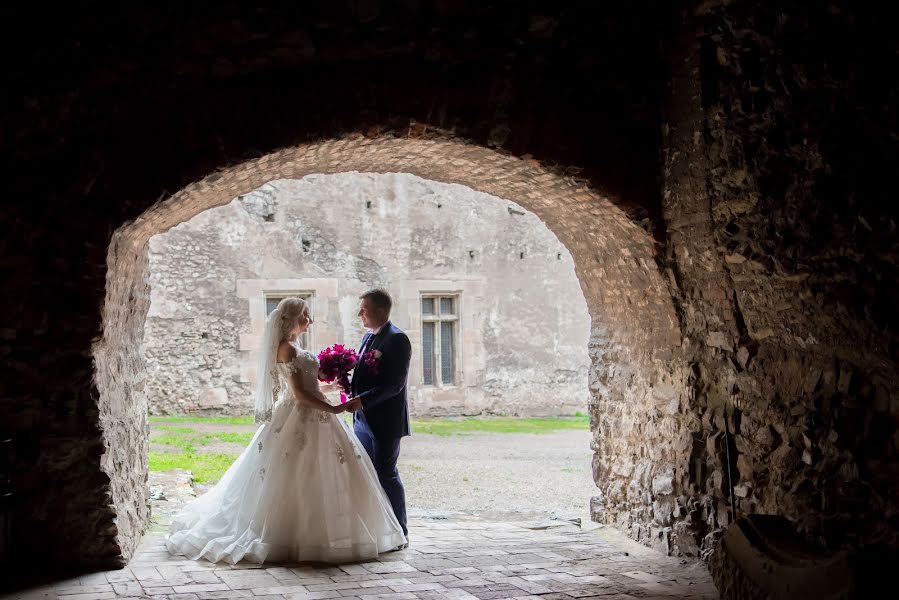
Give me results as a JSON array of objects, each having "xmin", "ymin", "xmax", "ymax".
[{"xmin": 353, "ymin": 422, "xmax": 408, "ymax": 536}]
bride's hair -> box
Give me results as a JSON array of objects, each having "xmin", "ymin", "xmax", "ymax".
[{"xmin": 275, "ymin": 296, "xmax": 310, "ymax": 340}]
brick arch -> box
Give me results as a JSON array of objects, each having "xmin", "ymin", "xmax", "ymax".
[{"xmin": 95, "ymin": 135, "xmax": 688, "ymax": 562}]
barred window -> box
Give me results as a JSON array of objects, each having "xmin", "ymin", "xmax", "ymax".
[{"xmin": 420, "ymin": 295, "xmax": 458, "ymax": 386}]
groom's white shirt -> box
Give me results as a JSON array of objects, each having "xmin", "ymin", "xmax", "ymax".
[{"xmin": 360, "ymin": 324, "xmax": 383, "ymax": 356}]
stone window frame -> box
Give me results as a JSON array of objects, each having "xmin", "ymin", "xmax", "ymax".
[
  {"xmin": 419, "ymin": 293, "xmax": 461, "ymax": 388},
  {"xmin": 397, "ymin": 278, "xmax": 483, "ymax": 393},
  {"xmin": 263, "ymin": 290, "xmax": 315, "ymax": 349},
  {"xmin": 237, "ymin": 278, "xmax": 340, "ymax": 386}
]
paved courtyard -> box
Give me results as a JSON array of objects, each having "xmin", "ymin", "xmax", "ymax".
[
  {"xmin": 11, "ymin": 514, "xmax": 718, "ymax": 600},
  {"xmin": 9, "ymin": 425, "xmax": 719, "ymax": 599}
]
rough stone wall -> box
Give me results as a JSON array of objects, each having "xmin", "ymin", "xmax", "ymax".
[
  {"xmin": 144, "ymin": 217, "xmax": 255, "ymax": 417},
  {"xmin": 2, "ymin": 0, "xmax": 896, "ymax": 573},
  {"xmin": 702, "ymin": 1, "xmax": 899, "ymax": 549},
  {"xmin": 93, "ymin": 235, "xmax": 153, "ymax": 566},
  {"xmin": 659, "ymin": 0, "xmax": 899, "ymax": 555},
  {"xmin": 144, "ymin": 173, "xmax": 591, "ymax": 417}
]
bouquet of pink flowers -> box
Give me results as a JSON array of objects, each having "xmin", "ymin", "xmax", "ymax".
[{"xmin": 317, "ymin": 344, "xmax": 359, "ymax": 403}]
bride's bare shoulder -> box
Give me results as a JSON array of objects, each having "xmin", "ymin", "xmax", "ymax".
[{"xmin": 277, "ymin": 340, "xmax": 298, "ymax": 363}]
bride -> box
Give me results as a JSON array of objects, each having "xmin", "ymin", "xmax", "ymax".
[{"xmin": 165, "ymin": 297, "xmax": 407, "ymax": 564}]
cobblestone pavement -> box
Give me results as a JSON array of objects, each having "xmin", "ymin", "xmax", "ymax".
[{"xmin": 11, "ymin": 515, "xmax": 718, "ymax": 600}]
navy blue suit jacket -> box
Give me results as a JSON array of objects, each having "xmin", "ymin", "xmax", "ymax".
[{"xmin": 351, "ymin": 321, "xmax": 412, "ymax": 440}]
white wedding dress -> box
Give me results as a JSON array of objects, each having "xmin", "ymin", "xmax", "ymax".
[{"xmin": 165, "ymin": 344, "xmax": 406, "ymax": 564}]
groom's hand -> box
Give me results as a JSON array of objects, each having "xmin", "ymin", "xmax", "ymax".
[{"xmin": 344, "ymin": 397, "xmax": 363, "ymax": 413}]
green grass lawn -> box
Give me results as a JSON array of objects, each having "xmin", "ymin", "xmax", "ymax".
[
  {"xmin": 148, "ymin": 424, "xmax": 256, "ymax": 482},
  {"xmin": 409, "ymin": 414, "xmax": 589, "ymax": 436},
  {"xmin": 150, "ymin": 415, "xmax": 255, "ymax": 425},
  {"xmin": 152, "ymin": 426, "xmax": 255, "ymax": 452},
  {"xmin": 149, "ymin": 452, "xmax": 239, "ymax": 483},
  {"xmin": 148, "ymin": 413, "xmax": 589, "ymax": 484}
]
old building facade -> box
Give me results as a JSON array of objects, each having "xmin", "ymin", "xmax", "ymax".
[{"xmin": 144, "ymin": 173, "xmax": 590, "ymax": 417}]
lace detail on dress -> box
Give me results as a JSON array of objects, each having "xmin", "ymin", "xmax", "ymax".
[
  {"xmin": 296, "ymin": 429, "xmax": 308, "ymax": 451},
  {"xmin": 272, "ymin": 366, "xmax": 282, "ymax": 398},
  {"xmin": 272, "ymin": 349, "xmax": 334, "ymax": 423},
  {"xmin": 283, "ymin": 351, "xmax": 318, "ymax": 375}
]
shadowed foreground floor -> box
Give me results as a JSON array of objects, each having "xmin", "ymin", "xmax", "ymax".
[{"xmin": 10, "ymin": 514, "xmax": 717, "ymax": 600}]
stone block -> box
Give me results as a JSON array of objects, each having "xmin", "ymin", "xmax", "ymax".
[
  {"xmin": 199, "ymin": 387, "xmax": 229, "ymax": 408},
  {"xmin": 706, "ymin": 331, "xmax": 733, "ymax": 351}
]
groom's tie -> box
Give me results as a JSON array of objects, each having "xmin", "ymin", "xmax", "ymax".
[
  {"xmin": 354, "ymin": 333, "xmax": 372, "ymax": 398},
  {"xmin": 360, "ymin": 332, "xmax": 373, "ymax": 355}
]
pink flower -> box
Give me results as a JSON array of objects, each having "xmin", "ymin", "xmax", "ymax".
[
  {"xmin": 362, "ymin": 349, "xmax": 381, "ymax": 375},
  {"xmin": 317, "ymin": 344, "xmax": 360, "ymax": 402}
]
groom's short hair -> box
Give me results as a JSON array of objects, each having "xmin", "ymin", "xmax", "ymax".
[{"xmin": 360, "ymin": 288, "xmax": 392, "ymax": 314}]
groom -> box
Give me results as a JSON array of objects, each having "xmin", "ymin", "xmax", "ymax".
[{"xmin": 345, "ymin": 288, "xmax": 411, "ymax": 545}]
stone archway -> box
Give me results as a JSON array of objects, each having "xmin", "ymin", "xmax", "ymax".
[{"xmin": 94, "ymin": 135, "xmax": 689, "ymax": 562}]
